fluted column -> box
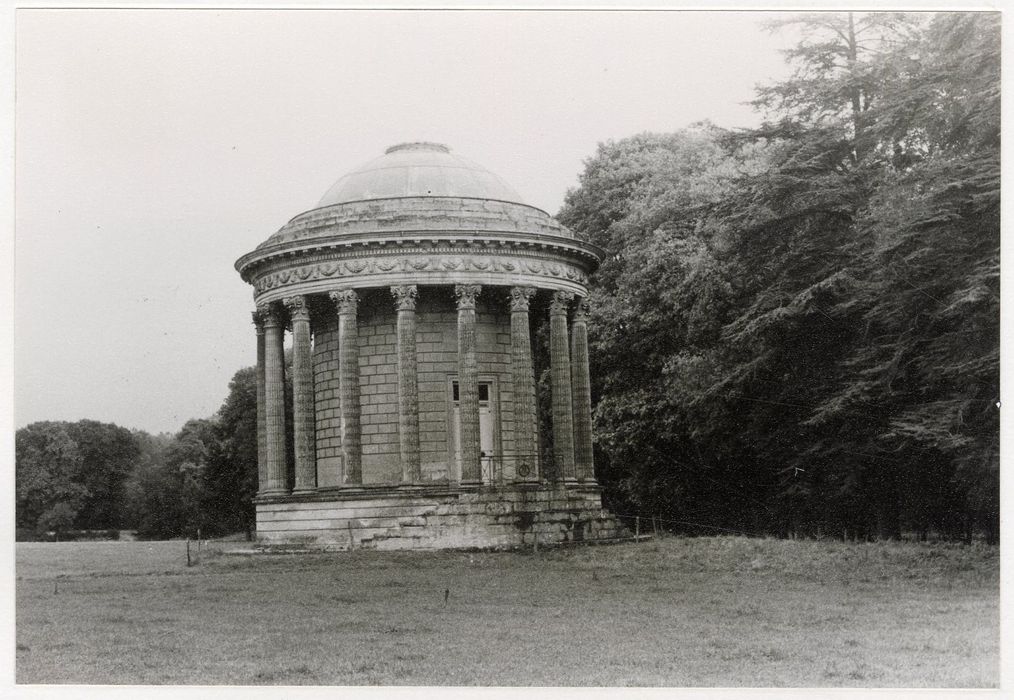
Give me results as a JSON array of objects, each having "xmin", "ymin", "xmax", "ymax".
[
  {"xmin": 509, "ymin": 286, "xmax": 539, "ymax": 481},
  {"xmin": 571, "ymin": 297, "xmax": 595, "ymax": 482},
  {"xmin": 284, "ymin": 295, "xmax": 316, "ymax": 493},
  {"xmin": 261, "ymin": 303, "xmax": 289, "ymax": 495},
  {"xmin": 455, "ymin": 284, "xmax": 482, "ymax": 485},
  {"xmin": 391, "ymin": 285, "xmax": 421, "ymax": 484},
  {"xmin": 252, "ymin": 309, "xmax": 268, "ymax": 495},
  {"xmin": 330, "ymin": 289, "xmax": 362, "ymax": 486},
  {"xmin": 549, "ymin": 291, "xmax": 576, "ymax": 482}
]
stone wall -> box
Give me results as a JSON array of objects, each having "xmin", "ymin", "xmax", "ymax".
[
  {"xmin": 312, "ymin": 311, "xmax": 342, "ymax": 487},
  {"xmin": 255, "ymin": 485, "xmax": 625, "ymax": 550},
  {"xmin": 312, "ymin": 287, "xmax": 516, "ymax": 485}
]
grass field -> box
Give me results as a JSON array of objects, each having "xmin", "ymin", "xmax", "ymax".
[{"xmin": 15, "ymin": 536, "xmax": 999, "ymax": 687}]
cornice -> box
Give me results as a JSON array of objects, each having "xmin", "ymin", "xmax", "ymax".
[{"xmin": 236, "ymin": 232, "xmax": 604, "ymax": 282}]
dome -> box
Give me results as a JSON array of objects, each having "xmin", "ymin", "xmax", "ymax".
[
  {"xmin": 236, "ymin": 141, "xmax": 604, "ymax": 304},
  {"xmin": 317, "ymin": 142, "xmax": 525, "ymax": 206}
]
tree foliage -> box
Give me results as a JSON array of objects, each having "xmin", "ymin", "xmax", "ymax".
[
  {"xmin": 15, "ymin": 422, "xmax": 90, "ymax": 533},
  {"xmin": 560, "ymin": 12, "xmax": 999, "ymax": 542},
  {"xmin": 15, "ymin": 420, "xmax": 138, "ymax": 532}
]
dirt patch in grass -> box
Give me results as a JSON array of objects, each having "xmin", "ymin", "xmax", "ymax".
[{"xmin": 15, "ymin": 536, "xmax": 998, "ymax": 687}]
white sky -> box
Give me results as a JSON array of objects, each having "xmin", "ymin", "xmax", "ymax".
[{"xmin": 14, "ymin": 9, "xmax": 801, "ymax": 435}]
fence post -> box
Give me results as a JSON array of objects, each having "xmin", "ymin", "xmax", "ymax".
[
  {"xmin": 635, "ymin": 516, "xmax": 640, "ymax": 542},
  {"xmin": 186, "ymin": 539, "xmax": 192, "ymax": 567},
  {"xmin": 347, "ymin": 521, "xmax": 354, "ymax": 551}
]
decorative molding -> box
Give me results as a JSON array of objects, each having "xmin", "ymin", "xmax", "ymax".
[
  {"xmin": 329, "ymin": 288, "xmax": 359, "ymax": 315},
  {"xmin": 258, "ymin": 302, "xmax": 284, "ymax": 328},
  {"xmin": 283, "ymin": 295, "xmax": 311, "ymax": 322},
  {"xmin": 573, "ymin": 297, "xmax": 591, "ymax": 322},
  {"xmin": 251, "ymin": 253, "xmax": 590, "ymax": 294},
  {"xmin": 509, "ymin": 286, "xmax": 537, "ymax": 313},
  {"xmin": 549, "ymin": 291, "xmax": 575, "ymax": 315},
  {"xmin": 252, "ymin": 308, "xmax": 267, "ymax": 333},
  {"xmin": 390, "ymin": 285, "xmax": 419, "ymax": 311},
  {"xmin": 454, "ymin": 284, "xmax": 482, "ymax": 311}
]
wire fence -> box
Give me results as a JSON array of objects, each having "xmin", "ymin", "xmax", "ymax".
[{"xmin": 610, "ymin": 511, "xmax": 775, "ymax": 539}]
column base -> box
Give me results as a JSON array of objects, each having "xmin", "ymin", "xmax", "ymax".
[
  {"xmin": 259, "ymin": 487, "xmax": 291, "ymax": 498},
  {"xmin": 397, "ymin": 482, "xmax": 427, "ymax": 491},
  {"xmin": 291, "ymin": 488, "xmax": 317, "ymax": 496}
]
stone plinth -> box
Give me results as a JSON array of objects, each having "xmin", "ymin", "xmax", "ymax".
[{"xmin": 254, "ymin": 484, "xmax": 625, "ymax": 551}]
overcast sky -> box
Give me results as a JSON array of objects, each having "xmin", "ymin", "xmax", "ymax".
[{"xmin": 15, "ymin": 9, "xmax": 801, "ymax": 435}]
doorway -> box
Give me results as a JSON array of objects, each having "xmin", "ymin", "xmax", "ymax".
[{"xmin": 450, "ymin": 379, "xmax": 499, "ymax": 482}]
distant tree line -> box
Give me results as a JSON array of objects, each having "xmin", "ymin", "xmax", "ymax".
[
  {"xmin": 557, "ymin": 13, "xmax": 999, "ymax": 542},
  {"xmin": 16, "ymin": 365, "xmax": 267, "ymax": 540}
]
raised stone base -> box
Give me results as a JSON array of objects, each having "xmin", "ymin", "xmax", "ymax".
[{"xmin": 254, "ymin": 483, "xmax": 625, "ymax": 550}]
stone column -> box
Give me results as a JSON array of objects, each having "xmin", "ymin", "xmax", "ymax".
[
  {"xmin": 391, "ymin": 285, "xmax": 421, "ymax": 484},
  {"xmin": 549, "ymin": 291, "xmax": 576, "ymax": 482},
  {"xmin": 330, "ymin": 289, "xmax": 362, "ymax": 486},
  {"xmin": 571, "ymin": 297, "xmax": 595, "ymax": 482},
  {"xmin": 284, "ymin": 295, "xmax": 316, "ymax": 493},
  {"xmin": 455, "ymin": 284, "xmax": 482, "ymax": 485},
  {"xmin": 509, "ymin": 286, "xmax": 539, "ymax": 481},
  {"xmin": 252, "ymin": 308, "xmax": 268, "ymax": 495},
  {"xmin": 261, "ymin": 303, "xmax": 289, "ymax": 495}
]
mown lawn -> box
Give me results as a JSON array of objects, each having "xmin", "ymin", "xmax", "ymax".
[{"xmin": 15, "ymin": 536, "xmax": 998, "ymax": 687}]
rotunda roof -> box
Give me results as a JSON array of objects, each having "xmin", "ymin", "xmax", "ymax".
[
  {"xmin": 317, "ymin": 142, "xmax": 525, "ymax": 206},
  {"xmin": 236, "ymin": 141, "xmax": 603, "ymax": 303}
]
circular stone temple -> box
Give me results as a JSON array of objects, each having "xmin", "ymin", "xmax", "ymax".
[{"xmin": 236, "ymin": 142, "xmax": 626, "ymax": 549}]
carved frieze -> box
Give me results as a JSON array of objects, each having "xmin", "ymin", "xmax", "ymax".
[{"xmin": 251, "ymin": 253, "xmax": 590, "ymax": 294}]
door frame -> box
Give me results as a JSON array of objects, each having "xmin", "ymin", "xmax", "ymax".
[{"xmin": 445, "ymin": 373, "xmax": 502, "ymax": 482}]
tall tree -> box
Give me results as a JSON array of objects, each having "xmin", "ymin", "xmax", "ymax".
[
  {"xmin": 813, "ymin": 12, "xmax": 1001, "ymax": 541},
  {"xmin": 15, "ymin": 422, "xmax": 90, "ymax": 533},
  {"xmin": 64, "ymin": 420, "xmax": 141, "ymax": 529},
  {"xmin": 559, "ymin": 127, "xmax": 768, "ymax": 525},
  {"xmin": 560, "ymin": 12, "xmax": 999, "ymax": 541},
  {"xmin": 202, "ymin": 367, "xmax": 259, "ymax": 537}
]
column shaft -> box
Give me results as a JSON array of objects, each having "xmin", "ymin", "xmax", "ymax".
[
  {"xmin": 331, "ymin": 289, "xmax": 362, "ymax": 486},
  {"xmin": 455, "ymin": 284, "xmax": 482, "ymax": 484},
  {"xmin": 253, "ymin": 310, "xmax": 268, "ymax": 495},
  {"xmin": 285, "ymin": 296, "xmax": 316, "ymax": 492},
  {"xmin": 549, "ymin": 291, "xmax": 576, "ymax": 482},
  {"xmin": 509, "ymin": 287, "xmax": 539, "ymax": 481},
  {"xmin": 392, "ymin": 285, "xmax": 421, "ymax": 483},
  {"xmin": 262, "ymin": 305, "xmax": 289, "ymax": 495},
  {"xmin": 571, "ymin": 297, "xmax": 595, "ymax": 482}
]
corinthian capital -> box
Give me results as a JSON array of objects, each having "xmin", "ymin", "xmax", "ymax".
[
  {"xmin": 549, "ymin": 291, "xmax": 575, "ymax": 315},
  {"xmin": 252, "ymin": 307, "xmax": 267, "ymax": 333},
  {"xmin": 454, "ymin": 284, "xmax": 482, "ymax": 311},
  {"xmin": 390, "ymin": 285, "xmax": 418, "ymax": 311},
  {"xmin": 329, "ymin": 288, "xmax": 359, "ymax": 315},
  {"xmin": 509, "ymin": 286, "xmax": 537, "ymax": 313},
  {"xmin": 283, "ymin": 295, "xmax": 311, "ymax": 322},
  {"xmin": 572, "ymin": 297, "xmax": 591, "ymax": 323},
  {"xmin": 256, "ymin": 302, "xmax": 283, "ymax": 328}
]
